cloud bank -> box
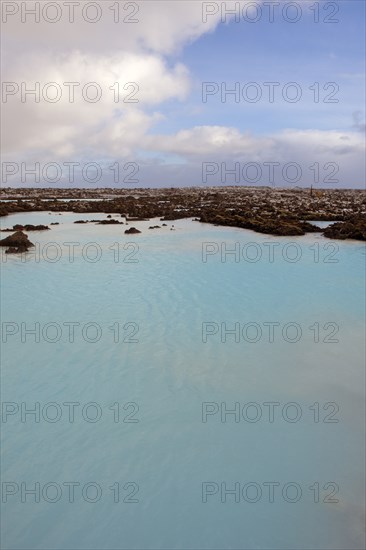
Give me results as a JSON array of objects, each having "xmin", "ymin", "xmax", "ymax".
[{"xmin": 1, "ymin": 0, "xmax": 365, "ymax": 187}]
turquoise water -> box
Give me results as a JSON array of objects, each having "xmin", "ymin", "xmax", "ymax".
[{"xmin": 1, "ymin": 212, "xmax": 365, "ymax": 550}]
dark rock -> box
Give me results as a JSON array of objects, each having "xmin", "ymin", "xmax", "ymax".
[
  {"xmin": 0, "ymin": 231, "xmax": 34, "ymax": 252},
  {"xmin": 23, "ymin": 224, "xmax": 49, "ymax": 231},
  {"xmin": 96, "ymin": 219, "xmax": 123, "ymax": 225},
  {"xmin": 199, "ymin": 213, "xmax": 307, "ymax": 236},
  {"xmin": 5, "ymin": 245, "xmax": 29, "ymax": 254},
  {"xmin": 300, "ymin": 221, "xmax": 321, "ymax": 233},
  {"xmin": 323, "ymin": 216, "xmax": 366, "ymax": 241},
  {"xmin": 1, "ymin": 224, "xmax": 49, "ymax": 231},
  {"xmin": 124, "ymin": 227, "xmax": 141, "ymax": 234}
]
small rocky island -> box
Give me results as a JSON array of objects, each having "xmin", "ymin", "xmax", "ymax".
[
  {"xmin": 124, "ymin": 227, "xmax": 141, "ymax": 234},
  {"xmin": 0, "ymin": 187, "xmax": 365, "ymax": 241},
  {"xmin": 0, "ymin": 231, "xmax": 34, "ymax": 253}
]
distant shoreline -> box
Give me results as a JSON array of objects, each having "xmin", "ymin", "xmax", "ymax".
[{"xmin": 1, "ymin": 187, "xmax": 365, "ymax": 240}]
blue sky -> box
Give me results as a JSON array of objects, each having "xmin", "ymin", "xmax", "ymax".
[{"xmin": 156, "ymin": 1, "xmax": 365, "ymax": 135}]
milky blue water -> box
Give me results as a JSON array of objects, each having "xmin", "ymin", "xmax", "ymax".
[{"xmin": 1, "ymin": 211, "xmax": 365, "ymax": 550}]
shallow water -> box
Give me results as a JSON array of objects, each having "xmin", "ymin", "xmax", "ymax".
[{"xmin": 1, "ymin": 212, "xmax": 365, "ymax": 549}]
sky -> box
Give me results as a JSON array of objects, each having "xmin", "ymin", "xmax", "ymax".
[{"xmin": 1, "ymin": 0, "xmax": 365, "ymax": 188}]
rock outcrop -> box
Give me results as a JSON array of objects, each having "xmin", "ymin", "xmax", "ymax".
[
  {"xmin": 1, "ymin": 224, "xmax": 49, "ymax": 232},
  {"xmin": 199, "ymin": 212, "xmax": 320, "ymax": 236},
  {"xmin": 323, "ymin": 216, "xmax": 366, "ymax": 241},
  {"xmin": 0, "ymin": 231, "xmax": 34, "ymax": 253},
  {"xmin": 96, "ymin": 219, "xmax": 124, "ymax": 225},
  {"xmin": 124, "ymin": 227, "xmax": 141, "ymax": 234}
]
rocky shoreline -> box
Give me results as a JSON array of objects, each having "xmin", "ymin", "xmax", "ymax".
[{"xmin": 1, "ymin": 187, "xmax": 365, "ymax": 241}]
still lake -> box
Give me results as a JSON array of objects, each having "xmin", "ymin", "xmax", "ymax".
[{"xmin": 1, "ymin": 211, "xmax": 365, "ymax": 549}]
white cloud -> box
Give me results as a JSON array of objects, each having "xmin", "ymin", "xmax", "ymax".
[
  {"xmin": 138, "ymin": 126, "xmax": 365, "ymax": 188},
  {"xmin": 142, "ymin": 125, "xmax": 365, "ymax": 159},
  {"xmin": 2, "ymin": 50, "xmax": 190, "ymax": 157},
  {"xmin": 1, "ymin": 1, "xmax": 227, "ymax": 56}
]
